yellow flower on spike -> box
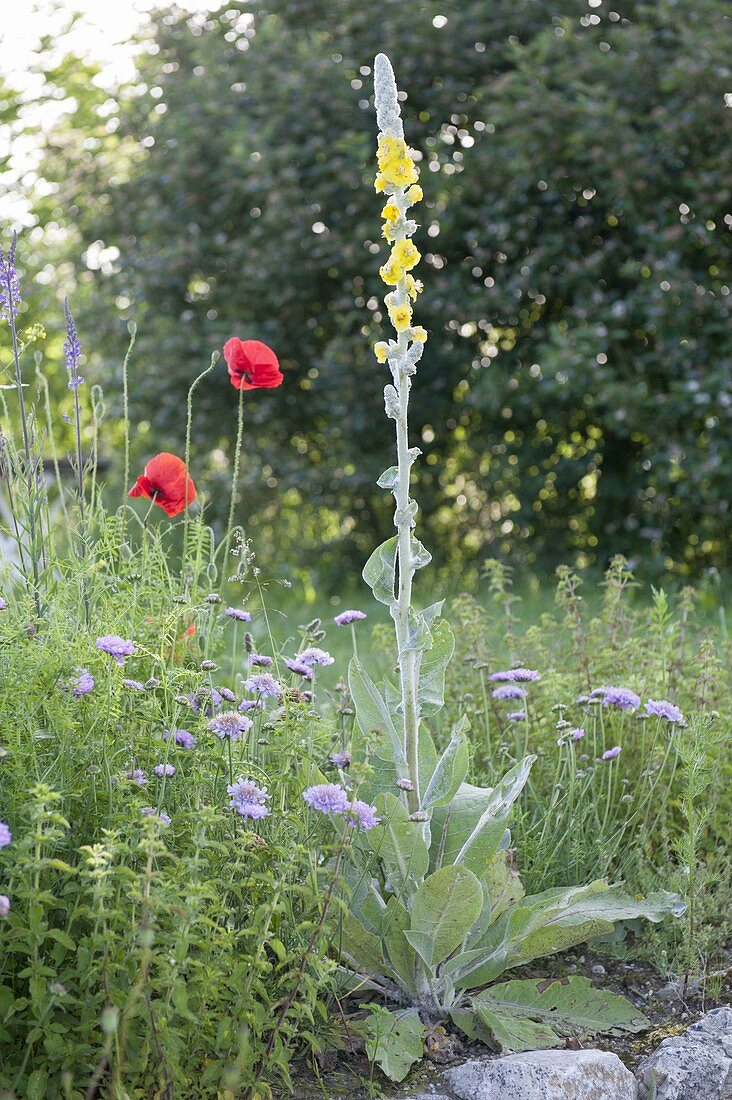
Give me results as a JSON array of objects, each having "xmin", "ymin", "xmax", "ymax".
[
  {"xmin": 380, "ymin": 158, "xmax": 419, "ymax": 188},
  {"xmin": 374, "ymin": 341, "xmax": 390, "ymax": 363},
  {"xmin": 405, "ymin": 275, "xmax": 422, "ymax": 300},
  {"xmin": 381, "ymin": 203, "xmax": 399, "ymax": 223},
  {"xmin": 377, "ymin": 136, "xmax": 408, "ymax": 168},
  {"xmin": 411, "ymin": 327, "xmax": 428, "ymax": 343},
  {"xmin": 382, "ymin": 224, "xmax": 397, "ymax": 243},
  {"xmin": 374, "ymin": 174, "xmax": 388, "ymax": 193},
  {"xmin": 392, "ymin": 239, "xmax": 421, "ymax": 272},
  {"xmin": 406, "ymin": 184, "xmax": 423, "ymax": 204},
  {"xmin": 389, "ymin": 303, "xmax": 412, "ymax": 332},
  {"xmin": 379, "ymin": 258, "xmax": 404, "ymax": 286}
]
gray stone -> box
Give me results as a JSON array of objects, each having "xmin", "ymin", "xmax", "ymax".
[
  {"xmin": 636, "ymin": 1007, "xmax": 732, "ymax": 1099},
  {"xmin": 443, "ymin": 1048, "xmax": 637, "ymax": 1099}
]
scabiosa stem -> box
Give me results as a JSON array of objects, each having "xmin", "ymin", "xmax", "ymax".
[{"xmin": 373, "ymin": 54, "xmax": 427, "ymax": 813}]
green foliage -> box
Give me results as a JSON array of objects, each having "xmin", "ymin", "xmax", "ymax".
[{"xmin": 13, "ymin": 0, "xmax": 732, "ymax": 578}]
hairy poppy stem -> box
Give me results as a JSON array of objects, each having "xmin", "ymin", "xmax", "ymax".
[
  {"xmin": 120, "ymin": 321, "xmax": 137, "ymax": 516},
  {"xmin": 183, "ymin": 351, "xmax": 218, "ymax": 581},
  {"xmin": 223, "ymin": 380, "xmax": 246, "ymax": 577}
]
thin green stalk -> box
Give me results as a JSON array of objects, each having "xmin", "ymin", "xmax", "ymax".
[
  {"xmin": 183, "ymin": 350, "xmax": 218, "ymax": 569},
  {"xmin": 223, "ymin": 379, "xmax": 246, "ymax": 576}
]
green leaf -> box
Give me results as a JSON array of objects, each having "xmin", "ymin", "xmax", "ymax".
[
  {"xmin": 382, "ymin": 897, "xmax": 417, "ymax": 996},
  {"xmin": 421, "ymin": 717, "xmax": 470, "ymax": 810},
  {"xmin": 362, "ymin": 536, "xmax": 398, "ymax": 606},
  {"xmin": 359, "ymin": 1007, "xmax": 425, "ymax": 1082},
  {"xmin": 453, "ymin": 756, "xmax": 535, "ymax": 870},
  {"xmin": 376, "ymin": 465, "xmax": 399, "ymax": 490},
  {"xmin": 410, "ymin": 535, "xmax": 431, "ymax": 571},
  {"xmin": 349, "ymin": 658, "xmax": 407, "ymax": 771},
  {"xmin": 371, "ymin": 793, "xmax": 430, "ymax": 898},
  {"xmin": 405, "ymin": 865, "xmax": 482, "ymax": 969},
  {"xmin": 454, "ymin": 975, "xmax": 649, "ymax": 1054},
  {"xmin": 416, "ymin": 618, "xmax": 455, "ymax": 717},
  {"xmin": 338, "ymin": 911, "xmax": 386, "ymax": 978}
]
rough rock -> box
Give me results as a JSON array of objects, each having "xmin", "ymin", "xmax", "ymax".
[
  {"xmin": 443, "ymin": 1048, "xmax": 637, "ymax": 1099},
  {"xmin": 636, "ymin": 1007, "xmax": 732, "ymax": 1099}
]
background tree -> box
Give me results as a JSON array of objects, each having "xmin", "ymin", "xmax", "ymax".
[{"xmin": 10, "ymin": 0, "xmax": 732, "ymax": 582}]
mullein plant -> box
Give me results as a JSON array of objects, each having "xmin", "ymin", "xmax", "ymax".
[{"xmin": 340, "ymin": 55, "xmax": 682, "ymax": 1083}]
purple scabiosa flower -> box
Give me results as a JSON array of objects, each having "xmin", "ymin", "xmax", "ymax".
[
  {"xmin": 127, "ymin": 768, "xmax": 147, "ymax": 787},
  {"xmin": 69, "ymin": 668, "xmax": 94, "ymax": 698},
  {"xmin": 249, "ymin": 653, "xmax": 273, "ymax": 667},
  {"xmin": 506, "ymin": 710, "xmax": 528, "ymax": 722},
  {"xmin": 164, "ymin": 727, "xmax": 196, "ymax": 750},
  {"xmin": 492, "ymin": 685, "xmax": 527, "ymax": 701},
  {"xmin": 645, "ymin": 699, "xmax": 686, "ymax": 725},
  {"xmin": 0, "ymin": 895, "xmax": 9, "ymax": 916},
  {"xmin": 285, "ymin": 657, "xmax": 313, "ymax": 679},
  {"xmin": 0, "ymin": 597, "xmax": 6, "ymax": 610},
  {"xmin": 0, "ymin": 233, "xmax": 21, "ymax": 322},
  {"xmin": 185, "ymin": 688, "xmax": 223, "ymax": 717},
  {"xmin": 300, "ymin": 647, "xmax": 334, "ymax": 667},
  {"xmin": 219, "ymin": 687, "xmax": 237, "ymax": 703},
  {"xmin": 63, "ymin": 299, "xmax": 84, "ymax": 389},
  {"xmin": 396, "ymin": 777, "xmax": 414, "ymax": 791},
  {"xmin": 238, "ymin": 699, "xmax": 259, "ymax": 713},
  {"xmin": 154, "ymin": 763, "xmax": 175, "ymax": 778},
  {"xmin": 141, "ymin": 807, "xmax": 171, "ymax": 825},
  {"xmin": 225, "ymin": 607, "xmax": 252, "ymax": 622},
  {"xmin": 330, "ymin": 750, "xmax": 351, "ymax": 768},
  {"xmin": 0, "ymin": 822, "xmax": 11, "ymax": 848},
  {"xmin": 96, "ymin": 635, "xmax": 136, "ymax": 665},
  {"xmin": 334, "ymin": 609, "xmax": 366, "ymax": 626},
  {"xmin": 245, "ymin": 673, "xmax": 282, "ymax": 698},
  {"xmin": 602, "ymin": 745, "xmax": 622, "ymax": 761},
  {"xmin": 602, "ymin": 687, "xmax": 640, "ymax": 712},
  {"xmin": 571, "ymin": 728, "xmax": 586, "ymax": 741},
  {"xmin": 122, "ymin": 678, "xmax": 146, "ymax": 691},
  {"xmin": 227, "ymin": 777, "xmax": 270, "ymax": 820},
  {"xmin": 348, "ymin": 799, "xmax": 381, "ymax": 831},
  {"xmin": 302, "ymin": 783, "xmax": 350, "ymax": 815},
  {"xmin": 208, "ymin": 710, "xmax": 253, "ymax": 741}
]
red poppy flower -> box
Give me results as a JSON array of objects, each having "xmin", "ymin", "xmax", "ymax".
[
  {"xmin": 223, "ymin": 338, "xmax": 283, "ymax": 391},
  {"xmin": 128, "ymin": 452, "xmax": 196, "ymax": 517}
]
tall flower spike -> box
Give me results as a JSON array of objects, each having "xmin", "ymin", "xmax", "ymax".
[
  {"xmin": 374, "ymin": 53, "xmax": 404, "ymax": 140},
  {"xmin": 64, "ymin": 300, "xmax": 84, "ymax": 390},
  {"xmin": 0, "ymin": 232, "xmax": 21, "ymax": 323}
]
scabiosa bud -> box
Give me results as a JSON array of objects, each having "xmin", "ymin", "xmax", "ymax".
[
  {"xmin": 146, "ymin": 678, "xmax": 160, "ymax": 689},
  {"xmin": 645, "ymin": 699, "xmax": 686, "ymax": 725},
  {"xmin": 219, "ymin": 687, "xmax": 236, "ymax": 703},
  {"xmin": 492, "ymin": 685, "xmax": 527, "ymax": 701},
  {"xmin": 154, "ymin": 764, "xmax": 175, "ymax": 777},
  {"xmin": 330, "ymin": 750, "xmax": 351, "ymax": 768},
  {"xmin": 396, "ymin": 777, "xmax": 414, "ymax": 791},
  {"xmin": 0, "ymin": 895, "xmax": 9, "ymax": 916},
  {"xmin": 227, "ymin": 777, "xmax": 270, "ymax": 820},
  {"xmin": 602, "ymin": 746, "xmax": 622, "ymax": 761},
  {"xmin": 244, "ymin": 673, "xmax": 282, "ymax": 698},
  {"xmin": 602, "ymin": 687, "xmax": 640, "ymax": 712},
  {"xmin": 302, "ymin": 783, "xmax": 350, "ymax": 815},
  {"xmin": 201, "ymin": 660, "xmax": 217, "ymax": 671},
  {"xmin": 63, "ymin": 299, "xmax": 84, "ymax": 389},
  {"xmin": 334, "ymin": 609, "xmax": 367, "ymax": 626},
  {"xmin": 208, "ymin": 711, "xmax": 253, "ymax": 741},
  {"xmin": 164, "ymin": 728, "xmax": 196, "ymax": 750},
  {"xmin": 409, "ymin": 810, "xmax": 429, "ymax": 822},
  {"xmin": 225, "ymin": 606, "xmax": 251, "ymax": 621},
  {"xmin": 127, "ymin": 768, "xmax": 147, "ymax": 787},
  {"xmin": 69, "ymin": 668, "xmax": 94, "ymax": 698},
  {"xmin": 238, "ymin": 699, "xmax": 259, "ymax": 713},
  {"xmin": 348, "ymin": 799, "xmax": 381, "ymax": 831},
  {"xmin": 0, "ymin": 822, "xmax": 11, "ymax": 848},
  {"xmin": 205, "ymin": 594, "xmax": 222, "ymax": 604},
  {"xmin": 300, "ymin": 647, "xmax": 335, "ymax": 667},
  {"xmin": 249, "ymin": 653, "xmax": 273, "ymax": 667},
  {"xmin": 96, "ymin": 635, "xmax": 136, "ymax": 665}
]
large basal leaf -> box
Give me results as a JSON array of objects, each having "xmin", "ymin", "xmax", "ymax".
[
  {"xmin": 453, "ymin": 975, "xmax": 649, "ymax": 1054},
  {"xmin": 453, "ymin": 881, "xmax": 681, "ymax": 991},
  {"xmin": 359, "ymin": 1007, "xmax": 425, "ymax": 1083},
  {"xmin": 362, "ymin": 536, "xmax": 398, "ymax": 606},
  {"xmin": 421, "ymin": 716, "xmax": 470, "ymax": 811},
  {"xmin": 349, "ymin": 658, "xmax": 407, "ymax": 772},
  {"xmin": 371, "ymin": 792, "xmax": 430, "ymax": 898},
  {"xmin": 382, "ymin": 896, "xmax": 418, "ymax": 997},
  {"xmin": 337, "ymin": 911, "xmax": 386, "ymax": 979},
  {"xmin": 416, "ymin": 618, "xmax": 455, "ymax": 717},
  {"xmin": 405, "ymin": 865, "xmax": 482, "ymax": 969}
]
